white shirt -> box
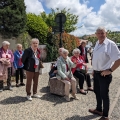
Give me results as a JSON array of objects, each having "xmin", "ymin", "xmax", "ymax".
[{"xmin": 92, "ymin": 38, "xmax": 120, "ymax": 71}]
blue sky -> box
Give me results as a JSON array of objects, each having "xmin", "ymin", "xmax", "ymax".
[{"xmin": 25, "ymin": 0, "xmax": 120, "ymax": 36}]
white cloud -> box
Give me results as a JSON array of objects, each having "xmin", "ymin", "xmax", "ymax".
[
  {"xmin": 25, "ymin": 0, "xmax": 120, "ymax": 36},
  {"xmin": 24, "ymin": 0, "xmax": 44, "ymax": 15}
]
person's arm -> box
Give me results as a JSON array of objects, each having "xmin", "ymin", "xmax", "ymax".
[
  {"xmin": 13, "ymin": 52, "xmax": 17, "ymax": 69},
  {"xmin": 10, "ymin": 50, "xmax": 14, "ymax": 63},
  {"xmin": 101, "ymin": 43, "xmax": 120, "ymax": 76},
  {"xmin": 21, "ymin": 49, "xmax": 29, "ymax": 64}
]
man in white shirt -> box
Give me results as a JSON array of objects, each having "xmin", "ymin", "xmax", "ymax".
[{"xmin": 89, "ymin": 27, "xmax": 120, "ymax": 120}]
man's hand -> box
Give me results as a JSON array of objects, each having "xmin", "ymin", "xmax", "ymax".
[{"xmin": 101, "ymin": 70, "xmax": 111, "ymax": 77}]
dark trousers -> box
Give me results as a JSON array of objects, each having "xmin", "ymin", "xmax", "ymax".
[
  {"xmin": 94, "ymin": 72, "xmax": 112, "ymax": 117},
  {"xmin": 73, "ymin": 70, "xmax": 91, "ymax": 89},
  {"xmin": 0, "ymin": 80, "xmax": 3, "ymax": 89},
  {"xmin": 26, "ymin": 71, "xmax": 39, "ymax": 95},
  {"xmin": 16, "ymin": 68, "xmax": 24, "ymax": 84},
  {"xmin": 7, "ymin": 67, "xmax": 12, "ymax": 87}
]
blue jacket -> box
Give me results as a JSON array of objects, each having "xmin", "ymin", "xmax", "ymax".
[{"xmin": 13, "ymin": 50, "xmax": 24, "ymax": 69}]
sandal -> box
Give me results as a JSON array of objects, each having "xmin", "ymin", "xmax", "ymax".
[{"xmin": 88, "ymin": 88, "xmax": 94, "ymax": 91}]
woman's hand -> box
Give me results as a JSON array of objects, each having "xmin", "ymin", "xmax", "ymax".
[
  {"xmin": 53, "ymin": 70, "xmax": 57, "ymax": 73},
  {"xmin": 65, "ymin": 77, "xmax": 71, "ymax": 82},
  {"xmin": 83, "ymin": 63, "xmax": 87, "ymax": 67}
]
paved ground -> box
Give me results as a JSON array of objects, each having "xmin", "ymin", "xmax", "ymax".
[{"xmin": 0, "ymin": 62, "xmax": 120, "ymax": 120}]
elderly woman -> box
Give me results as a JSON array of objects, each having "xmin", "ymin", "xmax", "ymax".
[
  {"xmin": 56, "ymin": 49, "xmax": 78, "ymax": 102},
  {"xmin": 22, "ymin": 38, "xmax": 41, "ymax": 101},
  {"xmin": 71, "ymin": 48, "xmax": 93, "ymax": 95},
  {"xmin": 0, "ymin": 41, "xmax": 14, "ymax": 91},
  {"xmin": 49, "ymin": 47, "xmax": 64, "ymax": 78},
  {"xmin": 13, "ymin": 44, "xmax": 25, "ymax": 87}
]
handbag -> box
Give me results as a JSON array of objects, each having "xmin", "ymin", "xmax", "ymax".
[{"xmin": 39, "ymin": 61, "xmax": 44, "ymax": 68}]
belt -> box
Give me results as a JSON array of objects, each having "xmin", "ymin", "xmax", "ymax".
[{"xmin": 94, "ymin": 70, "xmax": 103, "ymax": 73}]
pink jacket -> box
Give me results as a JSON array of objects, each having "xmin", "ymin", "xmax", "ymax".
[{"xmin": 0, "ymin": 58, "xmax": 10, "ymax": 80}]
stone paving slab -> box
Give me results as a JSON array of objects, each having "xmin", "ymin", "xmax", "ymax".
[{"xmin": 0, "ymin": 66, "xmax": 120, "ymax": 120}]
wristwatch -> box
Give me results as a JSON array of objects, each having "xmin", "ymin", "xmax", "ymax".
[{"xmin": 108, "ymin": 68, "xmax": 113, "ymax": 72}]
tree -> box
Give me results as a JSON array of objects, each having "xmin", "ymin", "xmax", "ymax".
[
  {"xmin": 27, "ymin": 13, "xmax": 48, "ymax": 44},
  {"xmin": 40, "ymin": 8, "xmax": 78, "ymax": 33},
  {"xmin": 0, "ymin": 0, "xmax": 27, "ymax": 38}
]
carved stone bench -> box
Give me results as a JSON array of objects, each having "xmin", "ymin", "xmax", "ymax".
[{"xmin": 49, "ymin": 77, "xmax": 65, "ymax": 96}]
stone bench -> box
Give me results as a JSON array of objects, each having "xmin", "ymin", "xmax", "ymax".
[{"xmin": 49, "ymin": 77, "xmax": 65, "ymax": 96}]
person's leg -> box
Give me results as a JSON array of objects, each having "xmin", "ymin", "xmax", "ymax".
[
  {"xmin": 85, "ymin": 73, "xmax": 91, "ymax": 87},
  {"xmin": 33, "ymin": 72, "xmax": 39, "ymax": 95},
  {"xmin": 19, "ymin": 68, "xmax": 24, "ymax": 84},
  {"xmin": 26, "ymin": 71, "xmax": 34, "ymax": 96},
  {"xmin": 0, "ymin": 80, "xmax": 3, "ymax": 91},
  {"xmin": 15, "ymin": 69, "xmax": 19, "ymax": 85},
  {"xmin": 61, "ymin": 80, "xmax": 71, "ymax": 97},
  {"xmin": 93, "ymin": 73, "xmax": 102, "ymax": 112},
  {"xmin": 70, "ymin": 77, "xmax": 76, "ymax": 94},
  {"xmin": 73, "ymin": 71, "xmax": 84, "ymax": 89},
  {"xmin": 99, "ymin": 74, "xmax": 112, "ymax": 117},
  {"xmin": 7, "ymin": 67, "xmax": 12, "ymax": 89}
]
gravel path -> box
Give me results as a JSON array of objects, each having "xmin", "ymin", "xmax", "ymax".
[{"xmin": 0, "ymin": 63, "xmax": 120, "ymax": 120}]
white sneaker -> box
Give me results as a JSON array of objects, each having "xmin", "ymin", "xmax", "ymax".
[
  {"xmin": 32, "ymin": 94, "xmax": 41, "ymax": 98},
  {"xmin": 64, "ymin": 96, "xmax": 70, "ymax": 102},
  {"xmin": 71, "ymin": 93, "xmax": 79, "ymax": 100},
  {"xmin": 27, "ymin": 95, "xmax": 32, "ymax": 101}
]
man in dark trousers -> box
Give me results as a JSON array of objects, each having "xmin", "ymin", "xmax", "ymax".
[
  {"xmin": 78, "ymin": 41, "xmax": 89, "ymax": 63},
  {"xmin": 89, "ymin": 27, "xmax": 120, "ymax": 120}
]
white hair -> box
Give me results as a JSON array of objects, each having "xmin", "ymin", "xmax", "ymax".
[
  {"xmin": 16, "ymin": 43, "xmax": 22, "ymax": 47},
  {"xmin": 62, "ymin": 49, "xmax": 69, "ymax": 54},
  {"xmin": 72, "ymin": 48, "xmax": 80, "ymax": 55},
  {"xmin": 96, "ymin": 26, "xmax": 107, "ymax": 33},
  {"xmin": 58, "ymin": 48, "xmax": 64, "ymax": 52},
  {"xmin": 31, "ymin": 38, "xmax": 39, "ymax": 44},
  {"xmin": 2, "ymin": 41, "xmax": 10, "ymax": 46}
]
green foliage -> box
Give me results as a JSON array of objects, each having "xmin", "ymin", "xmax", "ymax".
[
  {"xmin": 27, "ymin": 13, "xmax": 48, "ymax": 44},
  {"xmin": 0, "ymin": 0, "xmax": 27, "ymax": 38},
  {"xmin": 107, "ymin": 30, "xmax": 120, "ymax": 43},
  {"xmin": 40, "ymin": 8, "xmax": 78, "ymax": 33},
  {"xmin": 17, "ymin": 31, "xmax": 31, "ymax": 49}
]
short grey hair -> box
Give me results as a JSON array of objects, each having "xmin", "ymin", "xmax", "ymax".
[
  {"xmin": 72, "ymin": 48, "xmax": 81, "ymax": 55},
  {"xmin": 58, "ymin": 48, "xmax": 64, "ymax": 52},
  {"xmin": 16, "ymin": 43, "xmax": 22, "ymax": 47},
  {"xmin": 96, "ymin": 26, "xmax": 107, "ymax": 33},
  {"xmin": 31, "ymin": 38, "xmax": 39, "ymax": 44},
  {"xmin": 62, "ymin": 49, "xmax": 69, "ymax": 54},
  {"xmin": 2, "ymin": 41, "xmax": 10, "ymax": 46}
]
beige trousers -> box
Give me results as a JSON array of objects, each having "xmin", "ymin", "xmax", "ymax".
[{"xmin": 61, "ymin": 77, "xmax": 76, "ymax": 96}]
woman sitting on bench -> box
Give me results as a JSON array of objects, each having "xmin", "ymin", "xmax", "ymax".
[{"xmin": 56, "ymin": 49, "xmax": 78, "ymax": 102}]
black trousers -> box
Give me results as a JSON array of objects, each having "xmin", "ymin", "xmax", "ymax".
[
  {"xmin": 15, "ymin": 68, "xmax": 24, "ymax": 84},
  {"xmin": 94, "ymin": 72, "xmax": 112, "ymax": 117},
  {"xmin": 7, "ymin": 67, "xmax": 12, "ymax": 87},
  {"xmin": 73, "ymin": 70, "xmax": 91, "ymax": 89},
  {"xmin": 0, "ymin": 80, "xmax": 3, "ymax": 89}
]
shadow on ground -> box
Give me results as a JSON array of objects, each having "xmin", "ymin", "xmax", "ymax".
[
  {"xmin": 65, "ymin": 115, "xmax": 99, "ymax": 120},
  {"xmin": 40, "ymin": 86, "xmax": 75, "ymax": 106},
  {"xmin": 0, "ymin": 96, "xmax": 27, "ymax": 105}
]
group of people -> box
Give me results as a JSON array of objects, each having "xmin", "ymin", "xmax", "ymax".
[
  {"xmin": 0, "ymin": 38, "xmax": 41, "ymax": 101},
  {"xmin": 0, "ymin": 27, "xmax": 120, "ymax": 120}
]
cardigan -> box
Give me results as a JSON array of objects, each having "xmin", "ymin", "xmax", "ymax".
[
  {"xmin": 71, "ymin": 55, "xmax": 86, "ymax": 74},
  {"xmin": 56, "ymin": 56, "xmax": 76, "ymax": 80},
  {"xmin": 13, "ymin": 50, "xmax": 24, "ymax": 69}
]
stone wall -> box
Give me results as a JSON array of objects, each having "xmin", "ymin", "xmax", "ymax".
[{"xmin": 0, "ymin": 35, "xmax": 17, "ymax": 50}]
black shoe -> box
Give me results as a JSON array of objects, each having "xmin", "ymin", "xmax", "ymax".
[
  {"xmin": 79, "ymin": 91, "xmax": 87, "ymax": 95},
  {"xmin": 16, "ymin": 84, "xmax": 19, "ymax": 87},
  {"xmin": 20, "ymin": 83, "xmax": 25, "ymax": 86}
]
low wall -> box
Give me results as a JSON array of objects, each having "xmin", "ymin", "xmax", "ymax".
[{"xmin": 40, "ymin": 62, "xmax": 52, "ymax": 74}]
